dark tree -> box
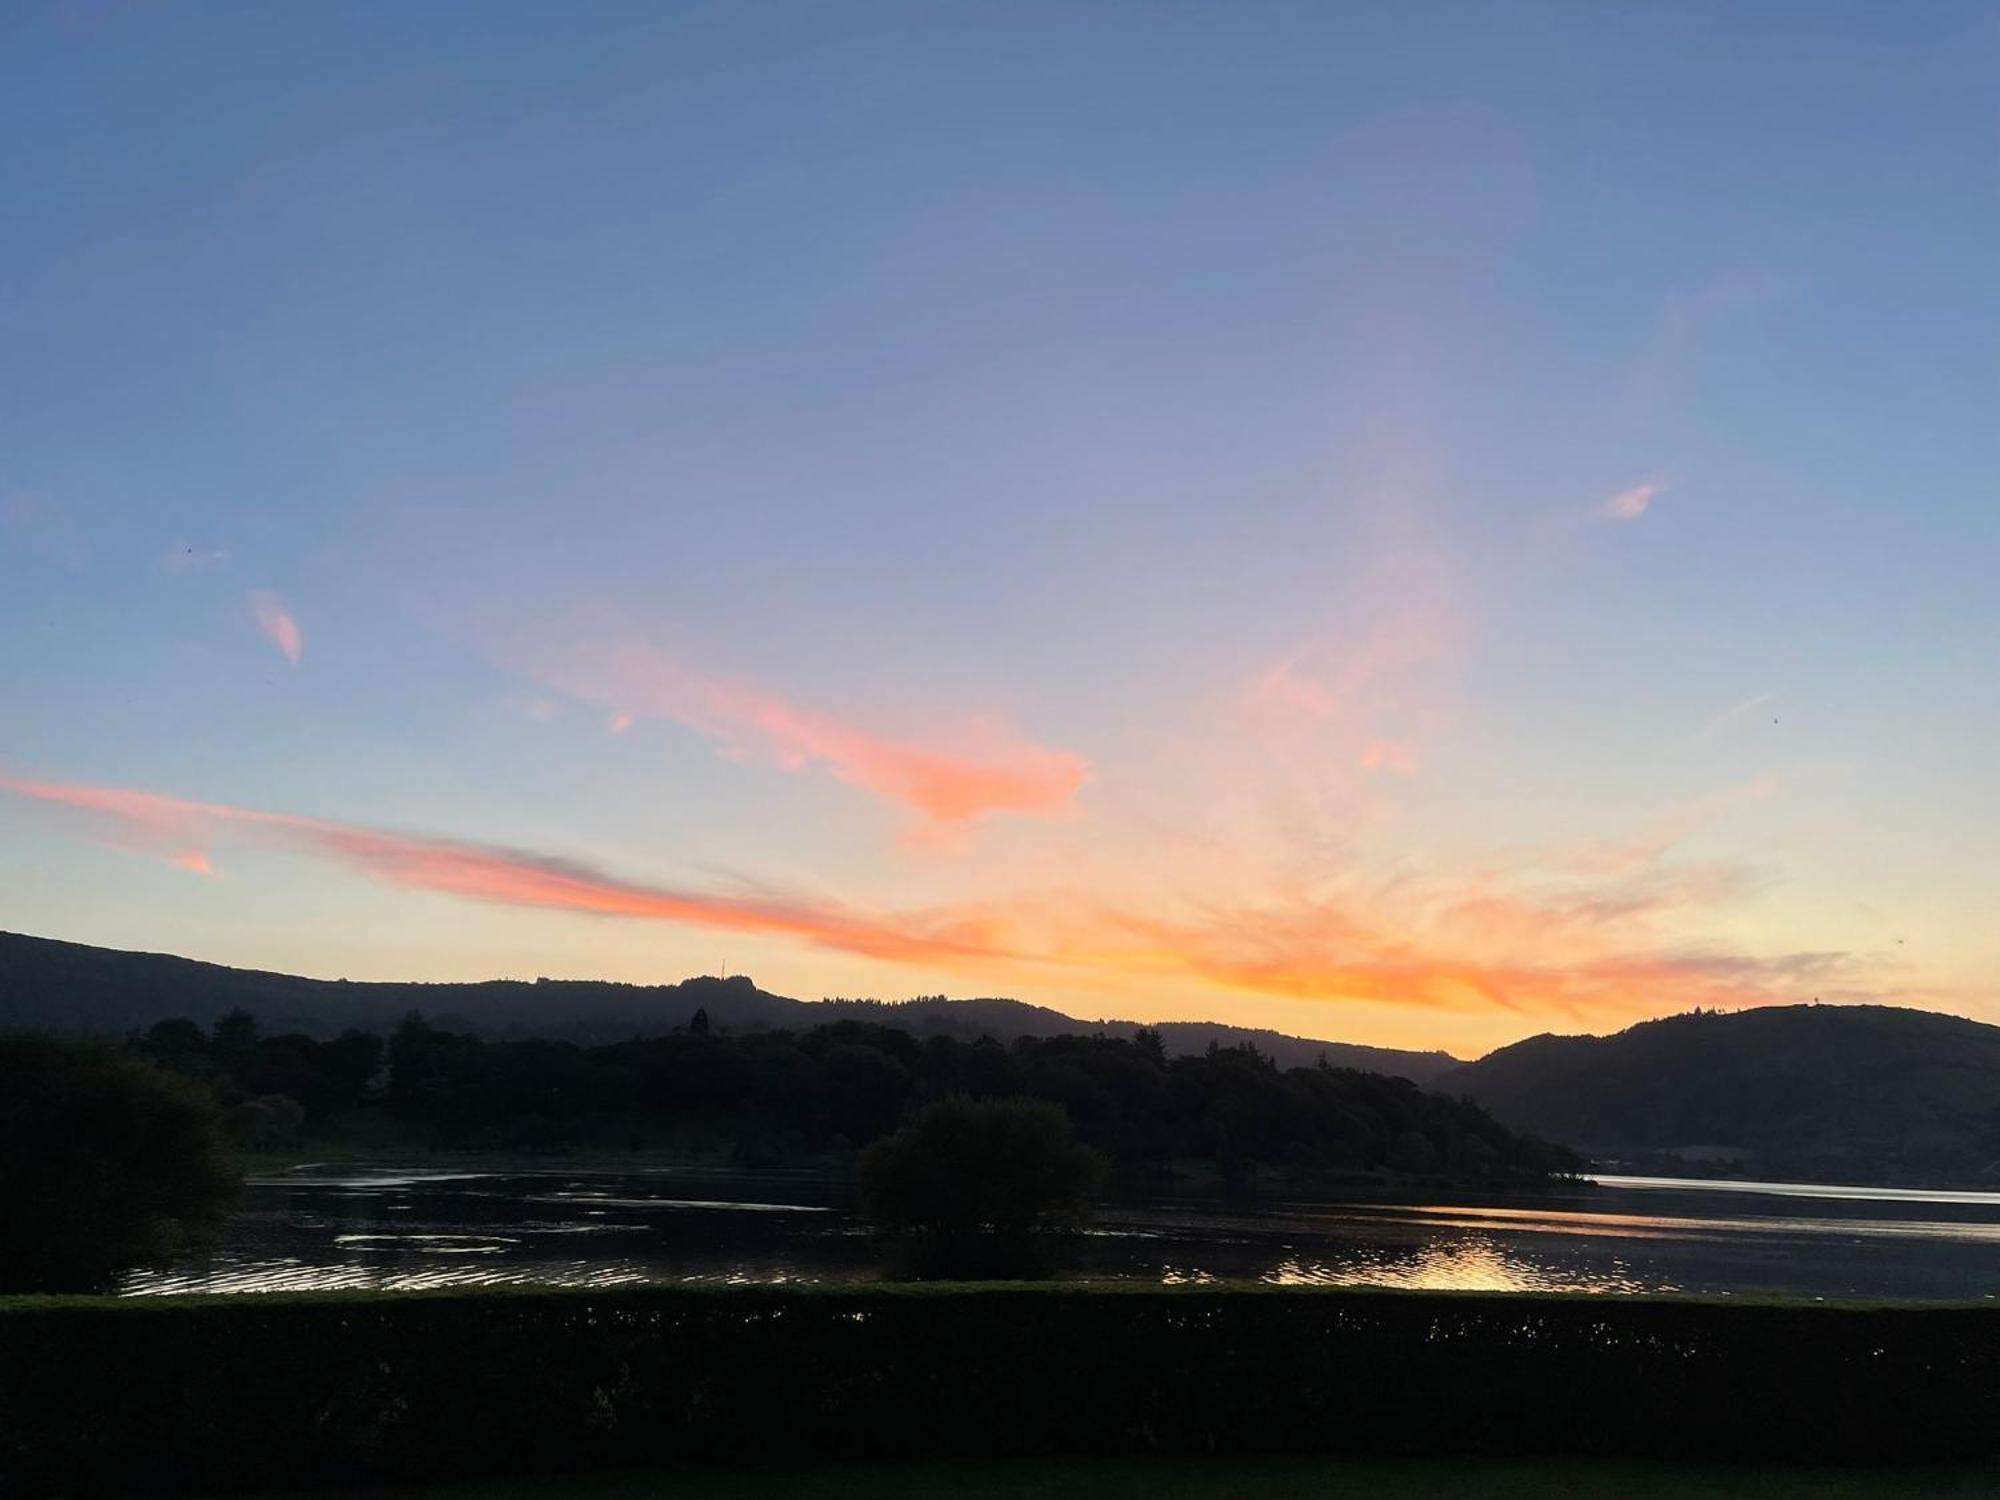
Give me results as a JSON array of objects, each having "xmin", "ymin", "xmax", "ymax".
[
  {"xmin": 0, "ymin": 1031, "xmax": 240, "ymax": 1292},
  {"xmin": 303, "ymin": 1029, "xmax": 384, "ymax": 1115},
  {"xmin": 860, "ymin": 1096, "xmax": 1106, "ymax": 1278},
  {"xmin": 1133, "ymin": 1026, "xmax": 1166, "ymax": 1065},
  {"xmin": 209, "ymin": 1008, "xmax": 260, "ymax": 1077},
  {"xmin": 116, "ymin": 1006, "xmax": 1579, "ymax": 1183}
]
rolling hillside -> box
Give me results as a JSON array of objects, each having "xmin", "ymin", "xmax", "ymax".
[
  {"xmin": 0, "ymin": 930, "xmax": 1460, "ymax": 1081},
  {"xmin": 1452, "ymin": 1004, "xmax": 2000, "ymax": 1185},
  {"xmin": 11, "ymin": 930, "xmax": 1999, "ymax": 1183}
]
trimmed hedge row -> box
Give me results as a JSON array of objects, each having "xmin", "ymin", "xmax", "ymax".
[{"xmin": 4, "ymin": 1285, "xmax": 2000, "ymax": 1493}]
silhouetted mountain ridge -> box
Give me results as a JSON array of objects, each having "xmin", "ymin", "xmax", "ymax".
[
  {"xmin": 1453, "ymin": 1004, "xmax": 2000, "ymax": 1185},
  {"xmin": 0, "ymin": 931, "xmax": 1459, "ymax": 1082}
]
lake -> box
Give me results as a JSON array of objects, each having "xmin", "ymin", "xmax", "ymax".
[{"xmin": 124, "ymin": 1166, "xmax": 2000, "ymax": 1301}]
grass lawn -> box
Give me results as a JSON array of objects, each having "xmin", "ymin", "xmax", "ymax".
[{"xmin": 264, "ymin": 1455, "xmax": 2000, "ymax": 1499}]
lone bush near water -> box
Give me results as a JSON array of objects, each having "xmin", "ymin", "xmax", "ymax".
[
  {"xmin": 860, "ymin": 1096, "xmax": 1107, "ymax": 1277},
  {"xmin": 0, "ymin": 1030, "xmax": 240, "ymax": 1292}
]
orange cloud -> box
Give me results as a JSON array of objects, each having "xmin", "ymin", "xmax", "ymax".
[
  {"xmin": 1601, "ymin": 480, "xmax": 1665, "ymax": 522},
  {"xmin": 1042, "ymin": 857, "xmax": 1843, "ymax": 1022},
  {"xmin": 515, "ymin": 636, "xmax": 1088, "ymax": 825},
  {"xmin": 1, "ymin": 771, "xmax": 1860, "ymax": 1030},
  {"xmin": 1222, "ymin": 582, "xmax": 1459, "ymax": 838},
  {"xmin": 251, "ymin": 590, "xmax": 303, "ymax": 665},
  {"xmin": 1360, "ymin": 739, "xmax": 1418, "ymax": 775}
]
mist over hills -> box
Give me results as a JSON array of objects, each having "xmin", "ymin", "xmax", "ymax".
[
  {"xmin": 0, "ymin": 931, "xmax": 1459, "ymax": 1083},
  {"xmin": 1451, "ymin": 1004, "xmax": 2000, "ymax": 1185}
]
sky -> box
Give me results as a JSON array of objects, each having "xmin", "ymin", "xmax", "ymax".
[{"xmin": 3, "ymin": 2, "xmax": 1997, "ymax": 1058}]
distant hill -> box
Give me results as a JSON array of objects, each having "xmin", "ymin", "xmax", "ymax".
[
  {"xmin": 0, "ymin": 931, "xmax": 1460, "ymax": 1083},
  {"xmin": 813, "ymin": 993, "xmax": 1459, "ymax": 1078},
  {"xmin": 1451, "ymin": 1004, "xmax": 2000, "ymax": 1185}
]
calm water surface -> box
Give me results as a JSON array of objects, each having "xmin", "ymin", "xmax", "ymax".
[{"xmin": 124, "ymin": 1166, "xmax": 2000, "ymax": 1301}]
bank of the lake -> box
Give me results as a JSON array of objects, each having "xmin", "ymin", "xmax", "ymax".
[{"xmin": 9, "ymin": 1283, "xmax": 2000, "ymax": 1494}]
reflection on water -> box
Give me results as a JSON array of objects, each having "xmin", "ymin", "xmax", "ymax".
[
  {"xmin": 1589, "ymin": 1174, "xmax": 2000, "ymax": 1206},
  {"xmin": 1378, "ymin": 1202, "xmax": 2000, "ymax": 1245},
  {"xmin": 123, "ymin": 1167, "xmax": 2000, "ymax": 1301},
  {"xmin": 1261, "ymin": 1237, "xmax": 1664, "ymax": 1295}
]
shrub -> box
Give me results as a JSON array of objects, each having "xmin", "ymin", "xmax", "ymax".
[
  {"xmin": 0, "ymin": 1031, "xmax": 240, "ymax": 1292},
  {"xmin": 860, "ymin": 1096, "xmax": 1106, "ymax": 1277}
]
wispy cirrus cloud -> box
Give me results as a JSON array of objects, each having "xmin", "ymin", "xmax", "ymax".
[
  {"xmin": 250, "ymin": 589, "xmax": 303, "ymax": 665},
  {"xmin": 1631, "ymin": 267, "xmax": 1802, "ymax": 418},
  {"xmin": 1601, "ymin": 479, "xmax": 1666, "ymax": 522},
  {"xmin": 511, "ymin": 634, "xmax": 1089, "ymax": 826},
  {"xmin": 1695, "ymin": 691, "xmax": 1775, "ymax": 742},
  {"xmin": 0, "ymin": 774, "xmax": 992, "ymax": 967},
  {"xmin": 1232, "ymin": 570, "xmax": 1461, "ymax": 789},
  {"xmin": 1, "ymin": 771, "xmax": 1867, "ymax": 1025},
  {"xmin": 1551, "ymin": 776, "xmax": 1780, "ymax": 882}
]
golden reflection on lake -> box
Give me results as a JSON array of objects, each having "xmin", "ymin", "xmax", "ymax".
[{"xmin": 1260, "ymin": 1236, "xmax": 1662, "ymax": 1295}]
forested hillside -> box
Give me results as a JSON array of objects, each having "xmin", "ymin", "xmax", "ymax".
[
  {"xmin": 1454, "ymin": 1004, "xmax": 2000, "ymax": 1185},
  {"xmin": 18, "ymin": 932, "xmax": 2000, "ymax": 1186},
  {"xmin": 128, "ymin": 1008, "xmax": 1574, "ymax": 1187},
  {"xmin": 0, "ymin": 930, "xmax": 1459, "ymax": 1080}
]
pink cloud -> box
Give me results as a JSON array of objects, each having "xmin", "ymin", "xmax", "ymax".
[
  {"xmin": 1555, "ymin": 776, "xmax": 1780, "ymax": 880},
  {"xmin": 1359, "ymin": 739, "xmax": 1418, "ymax": 775},
  {"xmin": 251, "ymin": 590, "xmax": 303, "ymax": 665},
  {"xmin": 1, "ymin": 769, "xmax": 1865, "ymax": 1029},
  {"xmin": 1242, "ymin": 661, "xmax": 1337, "ymax": 720},
  {"xmin": 1601, "ymin": 480, "xmax": 1665, "ymax": 522},
  {"xmin": 516, "ymin": 636, "xmax": 1088, "ymax": 825},
  {"xmin": 0, "ymin": 773, "xmax": 993, "ymax": 967},
  {"xmin": 1229, "ymin": 582, "xmax": 1461, "ymax": 798}
]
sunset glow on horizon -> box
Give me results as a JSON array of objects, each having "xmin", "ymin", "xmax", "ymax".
[{"xmin": 3, "ymin": 3, "xmax": 1995, "ymax": 1057}]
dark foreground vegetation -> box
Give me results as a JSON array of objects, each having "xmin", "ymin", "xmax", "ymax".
[
  {"xmin": 255, "ymin": 1456, "xmax": 2000, "ymax": 1500},
  {"xmin": 130, "ymin": 1007, "xmax": 1577, "ymax": 1185},
  {"xmin": 6, "ymin": 1285, "xmax": 2000, "ymax": 1493}
]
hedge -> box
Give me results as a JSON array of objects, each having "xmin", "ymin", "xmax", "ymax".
[{"xmin": 4, "ymin": 1284, "xmax": 2000, "ymax": 1493}]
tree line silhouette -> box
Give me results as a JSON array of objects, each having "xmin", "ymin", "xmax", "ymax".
[{"xmin": 132, "ymin": 1008, "xmax": 1578, "ymax": 1184}]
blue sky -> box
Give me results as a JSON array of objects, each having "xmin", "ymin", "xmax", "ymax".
[{"xmin": 3, "ymin": 2, "xmax": 1996, "ymax": 1054}]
